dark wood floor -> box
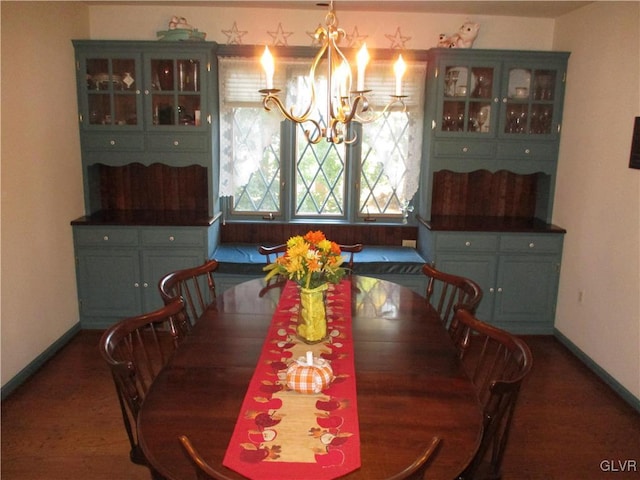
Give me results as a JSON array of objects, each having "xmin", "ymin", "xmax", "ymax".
[{"xmin": 2, "ymin": 331, "xmax": 639, "ymax": 479}]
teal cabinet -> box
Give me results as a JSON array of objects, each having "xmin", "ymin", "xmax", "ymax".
[
  {"xmin": 420, "ymin": 229, "xmax": 563, "ymax": 334},
  {"xmin": 73, "ymin": 40, "xmax": 219, "ymax": 216},
  {"xmin": 73, "ymin": 225, "xmax": 214, "ymax": 328},
  {"xmin": 420, "ymin": 48, "xmax": 569, "ymax": 223}
]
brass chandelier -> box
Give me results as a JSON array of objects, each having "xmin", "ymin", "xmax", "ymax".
[{"xmin": 259, "ymin": 1, "xmax": 407, "ymax": 144}]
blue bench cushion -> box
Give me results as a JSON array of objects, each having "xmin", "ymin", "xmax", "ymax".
[{"xmin": 213, "ymin": 244, "xmax": 426, "ymax": 276}]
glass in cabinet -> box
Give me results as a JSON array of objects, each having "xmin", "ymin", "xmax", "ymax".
[
  {"xmin": 148, "ymin": 57, "xmax": 204, "ymax": 127},
  {"xmin": 82, "ymin": 55, "xmax": 142, "ymax": 128},
  {"xmin": 501, "ymin": 66, "xmax": 559, "ymax": 137},
  {"xmin": 438, "ymin": 62, "xmax": 499, "ymax": 135}
]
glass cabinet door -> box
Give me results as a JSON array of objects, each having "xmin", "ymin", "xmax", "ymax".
[
  {"xmin": 148, "ymin": 56, "xmax": 204, "ymax": 128},
  {"xmin": 501, "ymin": 66, "xmax": 559, "ymax": 137},
  {"xmin": 438, "ymin": 62, "xmax": 498, "ymax": 136},
  {"xmin": 84, "ymin": 56, "xmax": 141, "ymax": 128}
]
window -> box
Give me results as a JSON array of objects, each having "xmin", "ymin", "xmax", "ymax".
[{"xmin": 218, "ymin": 51, "xmax": 425, "ymax": 223}]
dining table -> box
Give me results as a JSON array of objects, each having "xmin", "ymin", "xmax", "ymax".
[{"xmin": 138, "ymin": 275, "xmax": 483, "ymax": 480}]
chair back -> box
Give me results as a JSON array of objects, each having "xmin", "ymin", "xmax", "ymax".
[
  {"xmin": 99, "ymin": 299, "xmax": 187, "ymax": 466},
  {"xmin": 258, "ymin": 243, "xmax": 363, "ymax": 271},
  {"xmin": 158, "ymin": 259, "xmax": 218, "ymax": 325},
  {"xmin": 422, "ymin": 263, "xmax": 483, "ymax": 331},
  {"xmin": 450, "ymin": 308, "xmax": 533, "ymax": 479},
  {"xmin": 179, "ymin": 435, "xmax": 236, "ymax": 480},
  {"xmin": 385, "ymin": 436, "xmax": 441, "ymax": 480}
]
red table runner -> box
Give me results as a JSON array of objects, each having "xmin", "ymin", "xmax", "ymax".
[{"xmin": 223, "ymin": 280, "xmax": 360, "ymax": 479}]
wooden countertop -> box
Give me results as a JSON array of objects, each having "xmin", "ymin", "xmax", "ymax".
[
  {"xmin": 70, "ymin": 210, "xmax": 218, "ymax": 227},
  {"xmin": 419, "ymin": 215, "xmax": 566, "ymax": 233}
]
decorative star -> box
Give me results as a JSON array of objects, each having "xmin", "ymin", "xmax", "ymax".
[
  {"xmin": 306, "ymin": 24, "xmax": 323, "ymax": 47},
  {"xmin": 385, "ymin": 27, "xmax": 411, "ymax": 49},
  {"xmin": 345, "ymin": 26, "xmax": 367, "ymax": 48},
  {"xmin": 267, "ymin": 23, "xmax": 293, "ymax": 46},
  {"xmin": 222, "ymin": 21, "xmax": 248, "ymax": 45}
]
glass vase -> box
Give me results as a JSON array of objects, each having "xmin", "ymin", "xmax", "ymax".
[{"xmin": 297, "ymin": 283, "xmax": 329, "ymax": 343}]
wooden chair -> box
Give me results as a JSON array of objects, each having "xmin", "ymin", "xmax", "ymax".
[
  {"xmin": 258, "ymin": 243, "xmax": 363, "ymax": 271},
  {"xmin": 449, "ymin": 308, "xmax": 533, "ymax": 480},
  {"xmin": 386, "ymin": 436, "xmax": 442, "ymax": 480},
  {"xmin": 422, "ymin": 263, "xmax": 483, "ymax": 331},
  {"xmin": 99, "ymin": 299, "xmax": 188, "ymax": 475},
  {"xmin": 158, "ymin": 259, "xmax": 218, "ymax": 325},
  {"xmin": 178, "ymin": 435, "xmax": 237, "ymax": 480}
]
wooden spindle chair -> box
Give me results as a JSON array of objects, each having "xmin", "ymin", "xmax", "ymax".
[
  {"xmin": 422, "ymin": 263, "xmax": 483, "ymax": 332},
  {"xmin": 178, "ymin": 435, "xmax": 237, "ymax": 480},
  {"xmin": 158, "ymin": 259, "xmax": 218, "ymax": 326},
  {"xmin": 450, "ymin": 308, "xmax": 533, "ymax": 480},
  {"xmin": 99, "ymin": 299, "xmax": 188, "ymax": 477}
]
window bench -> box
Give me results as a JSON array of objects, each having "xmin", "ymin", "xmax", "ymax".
[{"xmin": 212, "ymin": 244, "xmax": 428, "ymax": 295}]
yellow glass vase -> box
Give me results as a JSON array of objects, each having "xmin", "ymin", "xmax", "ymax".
[{"xmin": 297, "ymin": 283, "xmax": 329, "ymax": 343}]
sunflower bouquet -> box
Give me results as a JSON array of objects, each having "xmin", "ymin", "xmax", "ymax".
[{"xmin": 263, "ymin": 230, "xmax": 346, "ymax": 289}]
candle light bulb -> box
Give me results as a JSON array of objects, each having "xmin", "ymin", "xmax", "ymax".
[
  {"xmin": 356, "ymin": 44, "xmax": 369, "ymax": 91},
  {"xmin": 261, "ymin": 46, "xmax": 274, "ymax": 90},
  {"xmin": 336, "ymin": 61, "xmax": 349, "ymax": 98},
  {"xmin": 394, "ymin": 54, "xmax": 406, "ymax": 96}
]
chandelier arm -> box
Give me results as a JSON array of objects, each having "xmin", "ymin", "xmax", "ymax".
[
  {"xmin": 353, "ymin": 96, "xmax": 408, "ymax": 124},
  {"xmin": 303, "ymin": 118, "xmax": 324, "ymax": 144},
  {"xmin": 262, "ymin": 93, "xmax": 311, "ymax": 124}
]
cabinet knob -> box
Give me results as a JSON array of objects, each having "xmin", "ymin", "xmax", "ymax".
[
  {"xmin": 103, "ymin": 235, "xmax": 109, "ymax": 241},
  {"xmin": 144, "ymin": 89, "xmax": 150, "ymax": 95},
  {"xmin": 529, "ymin": 242, "xmax": 535, "ymax": 248},
  {"xmin": 489, "ymin": 287, "xmax": 495, "ymax": 293},
  {"xmin": 135, "ymin": 89, "xmax": 141, "ymax": 94},
  {"xmin": 524, "ymin": 148, "xmax": 531, "ymax": 154},
  {"xmin": 431, "ymin": 120, "xmax": 436, "ymax": 130},
  {"xmin": 497, "ymin": 287, "xmax": 503, "ymax": 293},
  {"xmin": 465, "ymin": 241, "xmax": 471, "ymax": 247},
  {"xmin": 462, "ymin": 147, "xmax": 469, "ymax": 153},
  {"xmin": 169, "ymin": 236, "xmax": 175, "ymax": 241},
  {"xmin": 502, "ymin": 97, "xmax": 508, "ymax": 103},
  {"xmin": 134, "ymin": 282, "xmax": 140, "ymax": 288},
  {"xmin": 173, "ymin": 140, "xmax": 179, "ymax": 146},
  {"xmin": 143, "ymin": 282, "xmax": 149, "ymax": 288},
  {"xmin": 109, "ymin": 140, "xmax": 116, "ymax": 146},
  {"xmin": 494, "ymin": 97, "xmax": 499, "ymax": 103}
]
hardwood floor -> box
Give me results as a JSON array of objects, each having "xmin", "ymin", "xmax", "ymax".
[{"xmin": 2, "ymin": 331, "xmax": 639, "ymax": 479}]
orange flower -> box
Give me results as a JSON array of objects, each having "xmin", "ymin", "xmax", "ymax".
[{"xmin": 304, "ymin": 230, "xmax": 326, "ymax": 245}]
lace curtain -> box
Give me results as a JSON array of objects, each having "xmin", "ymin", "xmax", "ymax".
[{"xmin": 218, "ymin": 55, "xmax": 426, "ymax": 203}]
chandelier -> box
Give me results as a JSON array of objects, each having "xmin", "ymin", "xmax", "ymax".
[{"xmin": 259, "ymin": 1, "xmax": 407, "ymax": 144}]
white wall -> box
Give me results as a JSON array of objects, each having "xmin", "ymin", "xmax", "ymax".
[
  {"xmin": 88, "ymin": 4, "xmax": 555, "ymax": 50},
  {"xmin": 553, "ymin": 2, "xmax": 640, "ymax": 399},
  {"xmin": 1, "ymin": 2, "xmax": 88, "ymax": 387}
]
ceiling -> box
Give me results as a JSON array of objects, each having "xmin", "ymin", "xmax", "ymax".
[{"xmin": 89, "ymin": 1, "xmax": 593, "ymax": 19}]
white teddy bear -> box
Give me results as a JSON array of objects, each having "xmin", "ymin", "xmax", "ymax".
[{"xmin": 438, "ymin": 21, "xmax": 480, "ymax": 48}]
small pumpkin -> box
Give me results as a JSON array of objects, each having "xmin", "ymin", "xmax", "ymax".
[{"xmin": 286, "ymin": 352, "xmax": 334, "ymax": 394}]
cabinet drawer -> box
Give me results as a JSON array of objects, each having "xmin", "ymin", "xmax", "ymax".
[
  {"xmin": 436, "ymin": 233, "xmax": 498, "ymax": 252},
  {"xmin": 434, "ymin": 140, "xmax": 495, "ymax": 158},
  {"xmin": 496, "ymin": 142, "xmax": 557, "ymax": 160},
  {"xmin": 75, "ymin": 227, "xmax": 139, "ymax": 246},
  {"xmin": 139, "ymin": 228, "xmax": 204, "ymax": 247},
  {"xmin": 499, "ymin": 234, "xmax": 563, "ymax": 253},
  {"xmin": 82, "ymin": 133, "xmax": 144, "ymax": 151},
  {"xmin": 146, "ymin": 134, "xmax": 208, "ymax": 152}
]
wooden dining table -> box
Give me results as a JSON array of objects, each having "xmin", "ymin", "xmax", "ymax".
[{"xmin": 138, "ymin": 276, "xmax": 483, "ymax": 480}]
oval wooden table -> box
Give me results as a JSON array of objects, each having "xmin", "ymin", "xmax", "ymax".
[{"xmin": 138, "ymin": 276, "xmax": 483, "ymax": 479}]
